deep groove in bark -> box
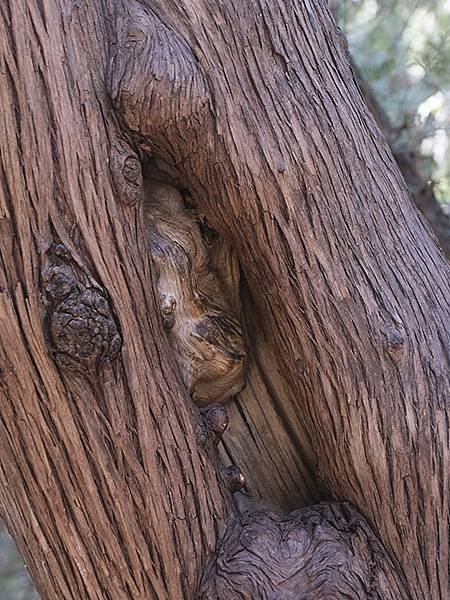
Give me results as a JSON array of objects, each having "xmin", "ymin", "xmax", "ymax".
[
  {"xmin": 0, "ymin": 1, "xmax": 449, "ymax": 599},
  {"xmin": 143, "ymin": 173, "xmax": 247, "ymax": 407}
]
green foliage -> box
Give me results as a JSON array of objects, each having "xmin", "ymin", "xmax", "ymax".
[
  {"xmin": 0, "ymin": 524, "xmax": 38, "ymax": 600},
  {"xmin": 333, "ymin": 0, "xmax": 450, "ymax": 204}
]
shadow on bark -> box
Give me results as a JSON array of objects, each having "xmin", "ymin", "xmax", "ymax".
[{"xmin": 197, "ymin": 501, "xmax": 410, "ymax": 599}]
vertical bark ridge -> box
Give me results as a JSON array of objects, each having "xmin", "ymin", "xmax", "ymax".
[{"xmin": 1, "ymin": 1, "xmax": 232, "ymax": 598}]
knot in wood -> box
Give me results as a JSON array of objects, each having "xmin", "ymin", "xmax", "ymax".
[
  {"xmin": 109, "ymin": 7, "xmax": 210, "ymax": 156},
  {"xmin": 198, "ymin": 503, "xmax": 409, "ymax": 599},
  {"xmin": 42, "ymin": 245, "xmax": 122, "ymax": 375},
  {"xmin": 276, "ymin": 160, "xmax": 287, "ymax": 174},
  {"xmin": 50, "ymin": 287, "xmax": 122, "ymax": 375},
  {"xmin": 42, "ymin": 264, "xmax": 78, "ymax": 300},
  {"xmin": 161, "ymin": 295, "xmax": 176, "ymax": 330},
  {"xmin": 385, "ymin": 328, "xmax": 406, "ymax": 352},
  {"xmin": 122, "ymin": 155, "xmax": 142, "ymax": 184},
  {"xmin": 52, "ymin": 243, "xmax": 72, "ymax": 259},
  {"xmin": 204, "ymin": 404, "xmax": 229, "ymax": 438},
  {"xmin": 222, "ymin": 465, "xmax": 245, "ymax": 493},
  {"xmin": 198, "ymin": 404, "xmax": 229, "ymax": 448},
  {"xmin": 111, "ymin": 146, "xmax": 143, "ymax": 206}
]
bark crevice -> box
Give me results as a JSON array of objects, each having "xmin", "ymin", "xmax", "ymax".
[{"xmin": 0, "ymin": 0, "xmax": 449, "ymax": 598}]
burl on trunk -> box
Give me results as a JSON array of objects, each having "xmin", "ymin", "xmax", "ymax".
[{"xmin": 0, "ymin": 1, "xmax": 449, "ymax": 599}]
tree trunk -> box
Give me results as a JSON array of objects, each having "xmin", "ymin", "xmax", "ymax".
[
  {"xmin": 0, "ymin": 2, "xmax": 231, "ymax": 598},
  {"xmin": 1, "ymin": 1, "xmax": 449, "ymax": 599}
]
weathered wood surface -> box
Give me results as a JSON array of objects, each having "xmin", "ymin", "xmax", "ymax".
[
  {"xmin": 144, "ymin": 179, "xmax": 247, "ymax": 406},
  {"xmin": 0, "ymin": 0, "xmax": 448, "ymax": 598},
  {"xmin": 111, "ymin": 1, "xmax": 450, "ymax": 597},
  {"xmin": 0, "ymin": 2, "xmax": 231, "ymax": 598},
  {"xmin": 198, "ymin": 502, "xmax": 410, "ymax": 599}
]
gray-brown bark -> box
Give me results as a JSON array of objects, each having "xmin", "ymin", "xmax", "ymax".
[
  {"xmin": 0, "ymin": 0, "xmax": 449, "ymax": 599},
  {"xmin": 0, "ymin": 2, "xmax": 231, "ymax": 598}
]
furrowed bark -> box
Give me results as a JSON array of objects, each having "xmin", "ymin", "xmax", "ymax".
[
  {"xmin": 0, "ymin": 0, "xmax": 448, "ymax": 598},
  {"xmin": 0, "ymin": 2, "xmax": 232, "ymax": 599},
  {"xmin": 110, "ymin": 1, "xmax": 450, "ymax": 598}
]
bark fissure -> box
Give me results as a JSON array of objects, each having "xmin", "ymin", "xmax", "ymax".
[
  {"xmin": 109, "ymin": 1, "xmax": 449, "ymax": 597},
  {"xmin": 0, "ymin": 0, "xmax": 449, "ymax": 598}
]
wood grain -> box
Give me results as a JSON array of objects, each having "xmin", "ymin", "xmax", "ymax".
[{"xmin": 0, "ymin": 0, "xmax": 449, "ymax": 598}]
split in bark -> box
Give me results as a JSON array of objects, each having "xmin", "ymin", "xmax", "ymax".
[{"xmin": 0, "ymin": 1, "xmax": 449, "ymax": 599}]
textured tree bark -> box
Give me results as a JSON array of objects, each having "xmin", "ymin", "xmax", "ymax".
[
  {"xmin": 0, "ymin": 1, "xmax": 449, "ymax": 599},
  {"xmin": 110, "ymin": 1, "xmax": 450, "ymax": 598},
  {"xmin": 198, "ymin": 501, "xmax": 409, "ymax": 599},
  {"xmin": 0, "ymin": 2, "xmax": 232, "ymax": 599}
]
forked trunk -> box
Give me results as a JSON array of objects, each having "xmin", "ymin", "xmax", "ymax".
[{"xmin": 0, "ymin": 1, "xmax": 449, "ymax": 598}]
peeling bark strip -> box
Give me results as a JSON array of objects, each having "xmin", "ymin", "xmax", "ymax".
[
  {"xmin": 197, "ymin": 503, "xmax": 410, "ymax": 599},
  {"xmin": 111, "ymin": 1, "xmax": 450, "ymax": 598}
]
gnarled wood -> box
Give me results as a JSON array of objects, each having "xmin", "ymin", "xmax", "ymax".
[
  {"xmin": 0, "ymin": 0, "xmax": 449, "ymax": 598},
  {"xmin": 144, "ymin": 179, "xmax": 247, "ymax": 406},
  {"xmin": 198, "ymin": 502, "xmax": 410, "ymax": 599},
  {"xmin": 111, "ymin": 2, "xmax": 450, "ymax": 598}
]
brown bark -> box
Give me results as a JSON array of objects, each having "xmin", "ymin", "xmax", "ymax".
[
  {"xmin": 0, "ymin": 0, "xmax": 449, "ymax": 599},
  {"xmin": 0, "ymin": 2, "xmax": 231, "ymax": 599},
  {"xmin": 110, "ymin": 1, "xmax": 450, "ymax": 597},
  {"xmin": 198, "ymin": 502, "xmax": 409, "ymax": 599}
]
